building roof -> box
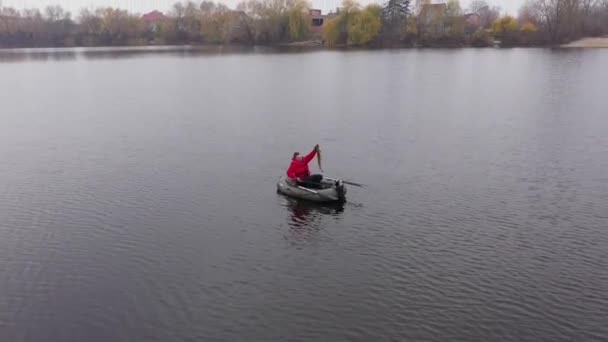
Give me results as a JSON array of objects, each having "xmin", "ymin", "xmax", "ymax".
[{"xmin": 142, "ymin": 10, "xmax": 166, "ymax": 22}]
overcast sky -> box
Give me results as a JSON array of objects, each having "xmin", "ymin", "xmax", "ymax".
[{"xmin": 3, "ymin": 0, "xmax": 524, "ymax": 16}]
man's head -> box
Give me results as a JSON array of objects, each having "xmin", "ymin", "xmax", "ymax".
[{"xmin": 293, "ymin": 152, "xmax": 302, "ymax": 161}]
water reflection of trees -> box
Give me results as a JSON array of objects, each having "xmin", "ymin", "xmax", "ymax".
[
  {"xmin": 0, "ymin": 49, "xmax": 76, "ymax": 62},
  {"xmin": 0, "ymin": 46, "xmax": 270, "ymax": 63}
]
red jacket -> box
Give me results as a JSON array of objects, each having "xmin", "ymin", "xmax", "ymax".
[{"xmin": 286, "ymin": 148, "xmax": 317, "ymax": 179}]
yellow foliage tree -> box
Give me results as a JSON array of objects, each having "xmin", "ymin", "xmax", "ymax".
[
  {"xmin": 200, "ymin": 5, "xmax": 231, "ymax": 43},
  {"xmin": 96, "ymin": 7, "xmax": 143, "ymax": 44},
  {"xmin": 287, "ymin": 2, "xmax": 310, "ymax": 41},
  {"xmin": 323, "ymin": 0, "xmax": 382, "ymax": 46},
  {"xmin": 519, "ymin": 21, "xmax": 538, "ymax": 46},
  {"xmin": 347, "ymin": 4, "xmax": 381, "ymax": 46},
  {"xmin": 521, "ymin": 22, "xmax": 537, "ymax": 33},
  {"xmin": 491, "ymin": 16, "xmax": 517, "ymax": 37},
  {"xmin": 323, "ymin": 16, "xmax": 341, "ymax": 46},
  {"xmin": 340, "ymin": 0, "xmax": 361, "ymax": 19},
  {"xmin": 492, "ymin": 15, "xmax": 518, "ymax": 46}
]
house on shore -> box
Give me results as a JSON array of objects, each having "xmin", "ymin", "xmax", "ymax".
[
  {"xmin": 308, "ymin": 9, "xmax": 337, "ymax": 36},
  {"xmin": 0, "ymin": 14, "xmax": 22, "ymax": 33},
  {"xmin": 464, "ymin": 12, "xmax": 481, "ymax": 35}
]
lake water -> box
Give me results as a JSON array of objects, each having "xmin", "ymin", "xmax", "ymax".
[{"xmin": 1, "ymin": 47, "xmax": 607, "ymax": 341}]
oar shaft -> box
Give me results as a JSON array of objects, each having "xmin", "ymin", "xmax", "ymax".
[{"xmin": 324, "ymin": 177, "xmax": 364, "ymax": 187}]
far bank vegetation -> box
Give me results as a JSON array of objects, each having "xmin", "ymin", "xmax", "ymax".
[
  {"xmin": 323, "ymin": 0, "xmax": 608, "ymax": 47},
  {"xmin": 1, "ymin": 0, "xmax": 607, "ymax": 48}
]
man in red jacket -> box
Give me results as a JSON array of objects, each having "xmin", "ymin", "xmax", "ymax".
[{"xmin": 286, "ymin": 144, "xmax": 322, "ymax": 188}]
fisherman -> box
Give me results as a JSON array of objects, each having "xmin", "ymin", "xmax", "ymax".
[{"xmin": 286, "ymin": 144, "xmax": 322, "ymax": 188}]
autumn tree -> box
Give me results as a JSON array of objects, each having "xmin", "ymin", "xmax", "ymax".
[
  {"xmin": 200, "ymin": 1, "xmax": 231, "ymax": 43},
  {"xmin": 469, "ymin": 0, "xmax": 489, "ymax": 12},
  {"xmin": 44, "ymin": 5, "xmax": 74, "ymax": 46},
  {"xmin": 446, "ymin": 0, "xmax": 462, "ymax": 16},
  {"xmin": 470, "ymin": 27, "xmax": 493, "ymax": 46},
  {"xmin": 519, "ymin": 21, "xmax": 539, "ymax": 45},
  {"xmin": 403, "ymin": 14, "xmax": 417, "ymax": 43},
  {"xmin": 492, "ymin": 15, "xmax": 518, "ymax": 45},
  {"xmin": 348, "ymin": 4, "xmax": 382, "ymax": 45},
  {"xmin": 172, "ymin": 1, "xmax": 202, "ymax": 42},
  {"xmin": 157, "ymin": 18, "xmax": 179, "ymax": 44},
  {"xmin": 468, "ymin": 0, "xmax": 500, "ymax": 28},
  {"xmin": 77, "ymin": 9, "xmax": 101, "ymax": 45},
  {"xmin": 21, "ymin": 9, "xmax": 46, "ymax": 44},
  {"xmin": 323, "ymin": 0, "xmax": 380, "ymax": 46},
  {"xmin": 287, "ymin": 0, "xmax": 310, "ymax": 41},
  {"xmin": 0, "ymin": 6, "xmax": 22, "ymax": 46},
  {"xmin": 236, "ymin": 0, "xmax": 284, "ymax": 43},
  {"xmin": 522, "ymin": 0, "xmax": 600, "ymax": 43},
  {"xmin": 323, "ymin": 16, "xmax": 341, "ymax": 46},
  {"xmin": 444, "ymin": 0, "xmax": 465, "ymax": 42},
  {"xmin": 518, "ymin": 1, "xmax": 538, "ymax": 25},
  {"xmin": 94, "ymin": 8, "xmax": 143, "ymax": 45},
  {"xmin": 44, "ymin": 5, "xmax": 70, "ymax": 21}
]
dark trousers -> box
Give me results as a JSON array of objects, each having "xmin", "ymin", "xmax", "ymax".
[{"xmin": 298, "ymin": 174, "xmax": 323, "ymax": 189}]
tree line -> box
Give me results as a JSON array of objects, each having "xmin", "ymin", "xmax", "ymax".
[
  {"xmin": 1, "ymin": 0, "xmax": 607, "ymax": 48},
  {"xmin": 0, "ymin": 0, "xmax": 313, "ymax": 47},
  {"xmin": 322, "ymin": 0, "xmax": 608, "ymax": 47},
  {"xmin": 519, "ymin": 0, "xmax": 608, "ymax": 44}
]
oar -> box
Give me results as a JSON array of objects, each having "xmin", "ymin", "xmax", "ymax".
[
  {"xmin": 342, "ymin": 180, "xmax": 364, "ymax": 188},
  {"xmin": 324, "ymin": 177, "xmax": 365, "ymax": 188}
]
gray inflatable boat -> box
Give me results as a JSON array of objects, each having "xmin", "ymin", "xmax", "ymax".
[{"xmin": 277, "ymin": 176, "xmax": 347, "ymax": 203}]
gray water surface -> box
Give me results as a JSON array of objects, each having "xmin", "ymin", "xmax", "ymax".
[{"xmin": 1, "ymin": 47, "xmax": 607, "ymax": 341}]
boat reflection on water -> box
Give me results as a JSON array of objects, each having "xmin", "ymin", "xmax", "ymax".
[{"xmin": 282, "ymin": 197, "xmax": 345, "ymax": 243}]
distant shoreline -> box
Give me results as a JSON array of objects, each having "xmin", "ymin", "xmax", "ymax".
[
  {"xmin": 0, "ymin": 42, "xmax": 521, "ymax": 51},
  {"xmin": 561, "ymin": 37, "xmax": 608, "ymax": 48},
  {"xmin": 2, "ymin": 38, "xmax": 607, "ymax": 52}
]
